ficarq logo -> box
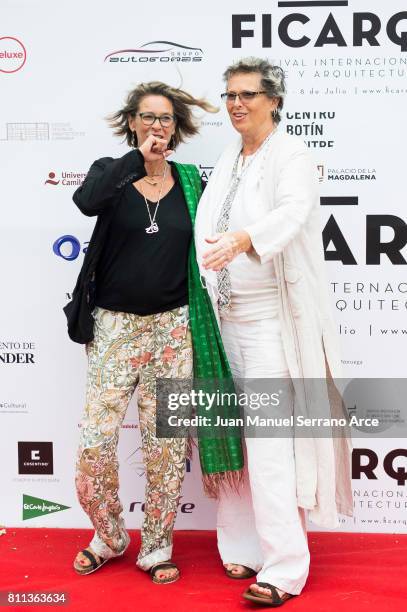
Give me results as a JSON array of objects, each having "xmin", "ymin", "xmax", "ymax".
[
  {"xmin": 22, "ymin": 494, "xmax": 70, "ymax": 520},
  {"xmin": 232, "ymin": 6, "xmax": 407, "ymax": 51}
]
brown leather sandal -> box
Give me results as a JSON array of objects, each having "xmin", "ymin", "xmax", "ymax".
[
  {"xmin": 150, "ymin": 561, "xmax": 180, "ymax": 584},
  {"xmin": 243, "ymin": 583, "xmax": 295, "ymax": 606},
  {"xmin": 224, "ymin": 564, "xmax": 257, "ymax": 579}
]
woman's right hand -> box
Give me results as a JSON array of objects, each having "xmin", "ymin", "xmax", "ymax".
[{"xmin": 138, "ymin": 134, "xmax": 173, "ymax": 161}]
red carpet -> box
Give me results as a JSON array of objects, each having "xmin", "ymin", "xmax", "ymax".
[{"xmin": 1, "ymin": 530, "xmax": 406, "ymax": 611}]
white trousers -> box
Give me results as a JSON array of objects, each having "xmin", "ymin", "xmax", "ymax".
[{"xmin": 217, "ymin": 317, "xmax": 310, "ymax": 595}]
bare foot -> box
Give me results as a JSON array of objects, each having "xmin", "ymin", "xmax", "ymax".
[
  {"xmin": 249, "ymin": 583, "xmax": 288, "ymax": 600},
  {"xmin": 74, "ymin": 547, "xmax": 102, "ymax": 571},
  {"xmin": 151, "ymin": 562, "xmax": 180, "ymax": 583},
  {"xmin": 224, "ymin": 563, "xmax": 250, "ymax": 577},
  {"xmin": 153, "ymin": 566, "xmax": 179, "ymax": 581}
]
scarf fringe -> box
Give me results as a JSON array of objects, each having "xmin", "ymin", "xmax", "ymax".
[
  {"xmin": 202, "ymin": 469, "xmax": 245, "ymax": 499},
  {"xmin": 186, "ymin": 435, "xmax": 196, "ymax": 461}
]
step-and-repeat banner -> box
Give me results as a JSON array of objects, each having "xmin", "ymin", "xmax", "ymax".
[{"xmin": 1, "ymin": 0, "xmax": 406, "ymax": 532}]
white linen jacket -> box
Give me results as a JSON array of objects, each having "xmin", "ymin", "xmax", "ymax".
[{"xmin": 195, "ymin": 131, "xmax": 353, "ymax": 528}]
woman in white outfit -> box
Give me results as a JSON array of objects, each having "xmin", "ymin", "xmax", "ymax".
[{"xmin": 195, "ymin": 57, "xmax": 352, "ymax": 606}]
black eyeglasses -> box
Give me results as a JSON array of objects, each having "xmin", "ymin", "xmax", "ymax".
[
  {"xmin": 221, "ymin": 91, "xmax": 266, "ymax": 103},
  {"xmin": 136, "ymin": 112, "xmax": 175, "ymax": 127}
]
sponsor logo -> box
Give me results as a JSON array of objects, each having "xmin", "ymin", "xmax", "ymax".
[
  {"xmin": 45, "ymin": 170, "xmax": 87, "ymax": 187},
  {"xmin": 0, "ymin": 341, "xmax": 35, "ymax": 364},
  {"xmin": 22, "ymin": 494, "xmax": 70, "ymax": 520},
  {"xmin": 125, "ymin": 447, "xmax": 146, "ymax": 476},
  {"xmin": 105, "ymin": 41, "xmax": 203, "ymax": 64},
  {"xmin": 200, "ymin": 120, "xmax": 223, "ymax": 128},
  {"xmin": 0, "ymin": 36, "xmax": 26, "ymax": 73},
  {"xmin": 0, "ymin": 401, "xmax": 28, "ymax": 414},
  {"xmin": 232, "ymin": 7, "xmax": 407, "ymax": 52},
  {"xmin": 286, "ymin": 110, "xmax": 336, "ymax": 149},
  {"xmin": 18, "ymin": 442, "xmax": 53, "ymax": 475},
  {"xmin": 125, "ymin": 446, "xmax": 191, "ymax": 476},
  {"xmin": 326, "ymin": 168, "xmax": 377, "ymax": 181},
  {"xmin": 198, "ymin": 164, "xmax": 214, "ymax": 183},
  {"xmin": 129, "ymin": 497, "xmax": 195, "ymax": 513},
  {"xmin": 53, "ymin": 235, "xmax": 89, "ymax": 261},
  {"xmin": 45, "ymin": 172, "xmax": 59, "ymax": 185},
  {"xmin": 318, "ymin": 166, "xmax": 377, "ymax": 182},
  {"xmin": 0, "ymin": 122, "xmax": 49, "ymax": 141},
  {"xmin": 317, "ymin": 164, "xmax": 325, "ymax": 183},
  {"xmin": 341, "ymin": 358, "xmax": 363, "ymax": 366},
  {"xmin": 0, "ymin": 122, "xmax": 85, "ymax": 142}
]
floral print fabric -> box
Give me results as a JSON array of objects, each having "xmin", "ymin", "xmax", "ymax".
[{"xmin": 76, "ymin": 305, "xmax": 192, "ymax": 569}]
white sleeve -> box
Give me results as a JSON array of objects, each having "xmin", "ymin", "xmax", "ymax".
[{"xmin": 244, "ymin": 146, "xmax": 318, "ymax": 264}]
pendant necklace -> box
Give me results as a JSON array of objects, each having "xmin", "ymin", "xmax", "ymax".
[
  {"xmin": 138, "ymin": 163, "xmax": 168, "ymax": 234},
  {"xmin": 142, "ymin": 161, "xmax": 166, "ymax": 186}
]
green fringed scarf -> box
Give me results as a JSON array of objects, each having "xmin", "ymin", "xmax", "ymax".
[{"xmin": 174, "ymin": 162, "xmax": 244, "ymax": 497}]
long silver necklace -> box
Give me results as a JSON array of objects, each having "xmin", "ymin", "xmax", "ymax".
[
  {"xmin": 138, "ymin": 163, "xmax": 168, "ymax": 234},
  {"xmin": 216, "ymin": 127, "xmax": 277, "ymax": 314},
  {"xmin": 216, "ymin": 127, "xmax": 277, "ymax": 234}
]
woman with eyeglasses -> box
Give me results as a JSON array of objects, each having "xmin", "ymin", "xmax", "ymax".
[
  {"xmin": 65, "ymin": 81, "xmax": 220, "ymax": 584},
  {"xmin": 195, "ymin": 57, "xmax": 352, "ymax": 606}
]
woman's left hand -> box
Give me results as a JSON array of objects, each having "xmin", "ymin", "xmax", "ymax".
[{"xmin": 202, "ymin": 231, "xmax": 252, "ymax": 271}]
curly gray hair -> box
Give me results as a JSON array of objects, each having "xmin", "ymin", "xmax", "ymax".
[{"xmin": 223, "ymin": 57, "xmax": 286, "ymax": 124}]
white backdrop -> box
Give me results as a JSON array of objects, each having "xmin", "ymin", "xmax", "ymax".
[{"xmin": 1, "ymin": 0, "xmax": 406, "ymax": 533}]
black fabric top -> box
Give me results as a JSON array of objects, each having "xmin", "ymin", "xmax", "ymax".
[{"xmin": 94, "ymin": 163, "xmax": 193, "ymax": 315}]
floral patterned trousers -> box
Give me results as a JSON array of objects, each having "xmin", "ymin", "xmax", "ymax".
[{"xmin": 75, "ymin": 305, "xmax": 192, "ymax": 570}]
